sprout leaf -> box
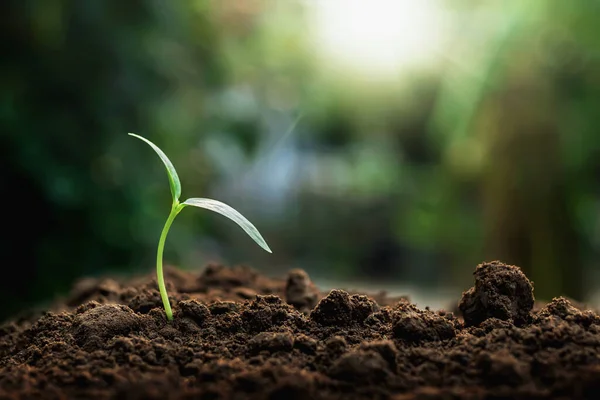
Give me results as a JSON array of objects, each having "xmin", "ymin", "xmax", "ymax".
[
  {"xmin": 128, "ymin": 133, "xmax": 182, "ymax": 202},
  {"xmin": 182, "ymin": 198, "xmax": 272, "ymax": 253}
]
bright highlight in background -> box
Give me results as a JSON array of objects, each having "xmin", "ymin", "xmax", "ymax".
[{"xmin": 308, "ymin": 0, "xmax": 447, "ymax": 78}]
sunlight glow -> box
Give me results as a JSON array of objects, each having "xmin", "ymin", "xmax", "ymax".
[{"xmin": 307, "ymin": 0, "xmax": 447, "ymax": 78}]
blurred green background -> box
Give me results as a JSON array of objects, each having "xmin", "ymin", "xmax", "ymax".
[{"xmin": 2, "ymin": 0, "xmax": 600, "ymax": 320}]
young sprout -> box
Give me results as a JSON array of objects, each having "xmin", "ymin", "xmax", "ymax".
[{"xmin": 128, "ymin": 133, "xmax": 272, "ymax": 321}]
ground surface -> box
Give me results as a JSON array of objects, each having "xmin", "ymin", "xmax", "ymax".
[{"xmin": 0, "ymin": 261, "xmax": 599, "ymax": 399}]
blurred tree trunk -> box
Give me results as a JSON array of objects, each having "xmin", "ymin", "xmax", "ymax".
[{"xmin": 480, "ymin": 70, "xmax": 582, "ymax": 301}]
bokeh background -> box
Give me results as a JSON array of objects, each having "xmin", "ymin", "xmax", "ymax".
[{"xmin": 3, "ymin": 0, "xmax": 600, "ymax": 320}]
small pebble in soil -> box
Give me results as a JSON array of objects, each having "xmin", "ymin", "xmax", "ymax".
[{"xmin": 459, "ymin": 260, "xmax": 534, "ymax": 327}]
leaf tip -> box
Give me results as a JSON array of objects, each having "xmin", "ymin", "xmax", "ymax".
[{"xmin": 257, "ymin": 236, "xmax": 272, "ymax": 253}]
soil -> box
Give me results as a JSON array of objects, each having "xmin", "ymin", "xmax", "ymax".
[{"xmin": 1, "ymin": 261, "xmax": 599, "ymax": 399}]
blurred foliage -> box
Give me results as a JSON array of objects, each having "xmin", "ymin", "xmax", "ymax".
[
  {"xmin": 1, "ymin": 0, "xmax": 224, "ymax": 318},
  {"xmin": 2, "ymin": 0, "xmax": 600, "ymax": 320}
]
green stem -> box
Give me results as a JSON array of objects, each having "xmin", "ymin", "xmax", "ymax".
[{"xmin": 157, "ymin": 201, "xmax": 184, "ymax": 321}]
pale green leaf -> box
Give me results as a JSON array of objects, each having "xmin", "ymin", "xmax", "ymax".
[
  {"xmin": 182, "ymin": 198, "xmax": 272, "ymax": 253},
  {"xmin": 129, "ymin": 133, "xmax": 181, "ymax": 201}
]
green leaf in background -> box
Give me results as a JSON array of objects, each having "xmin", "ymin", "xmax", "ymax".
[
  {"xmin": 128, "ymin": 133, "xmax": 182, "ymax": 202},
  {"xmin": 182, "ymin": 198, "xmax": 272, "ymax": 253}
]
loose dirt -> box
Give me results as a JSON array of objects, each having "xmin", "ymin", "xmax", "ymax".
[{"xmin": 0, "ymin": 261, "xmax": 599, "ymax": 399}]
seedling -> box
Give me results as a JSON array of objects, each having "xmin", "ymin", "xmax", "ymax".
[{"xmin": 128, "ymin": 133, "xmax": 272, "ymax": 321}]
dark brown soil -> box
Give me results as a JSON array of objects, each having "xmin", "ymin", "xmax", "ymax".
[{"xmin": 1, "ymin": 261, "xmax": 599, "ymax": 399}]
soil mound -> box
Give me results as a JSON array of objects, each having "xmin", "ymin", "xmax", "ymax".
[{"xmin": 1, "ymin": 261, "xmax": 599, "ymax": 399}]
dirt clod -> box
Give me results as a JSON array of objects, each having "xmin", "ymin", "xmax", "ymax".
[
  {"xmin": 129, "ymin": 289, "xmax": 163, "ymax": 314},
  {"xmin": 392, "ymin": 303, "xmax": 456, "ymax": 342},
  {"xmin": 459, "ymin": 260, "xmax": 534, "ymax": 327},
  {"xmin": 311, "ymin": 289, "xmax": 378, "ymax": 326},
  {"xmin": 285, "ymin": 269, "xmax": 319, "ymax": 312},
  {"xmin": 248, "ymin": 331, "xmax": 294, "ymax": 354},
  {"xmin": 178, "ymin": 299, "xmax": 210, "ymax": 325},
  {"xmin": 329, "ymin": 350, "xmax": 392, "ymax": 384},
  {"xmin": 359, "ymin": 340, "xmax": 398, "ymax": 371},
  {"xmin": 73, "ymin": 303, "xmax": 141, "ymax": 350}
]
